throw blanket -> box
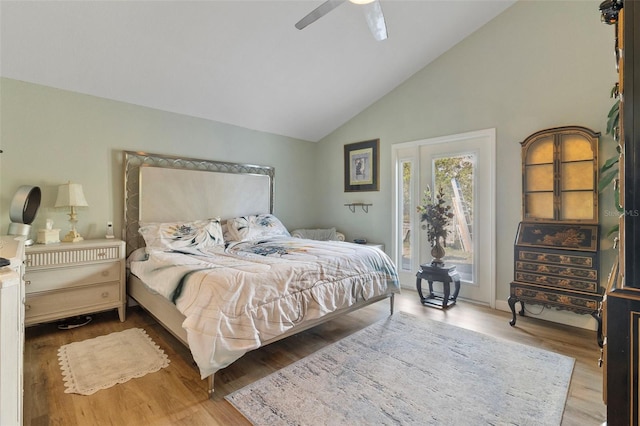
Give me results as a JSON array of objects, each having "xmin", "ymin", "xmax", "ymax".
[{"xmin": 129, "ymin": 237, "xmax": 399, "ymax": 378}]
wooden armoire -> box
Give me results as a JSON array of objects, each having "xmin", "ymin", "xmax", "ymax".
[{"xmin": 602, "ymin": 1, "xmax": 640, "ymax": 425}]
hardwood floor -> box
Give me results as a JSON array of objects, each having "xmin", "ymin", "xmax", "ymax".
[{"xmin": 23, "ymin": 290, "xmax": 606, "ymax": 425}]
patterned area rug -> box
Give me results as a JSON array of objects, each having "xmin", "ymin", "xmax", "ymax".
[
  {"xmin": 226, "ymin": 312, "xmax": 574, "ymax": 425},
  {"xmin": 58, "ymin": 328, "xmax": 170, "ymax": 395}
]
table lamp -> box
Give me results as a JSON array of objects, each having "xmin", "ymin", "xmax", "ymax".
[{"xmin": 55, "ymin": 182, "xmax": 88, "ymax": 242}]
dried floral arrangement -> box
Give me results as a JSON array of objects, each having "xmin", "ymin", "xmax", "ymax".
[{"xmin": 417, "ymin": 186, "xmax": 454, "ymax": 247}]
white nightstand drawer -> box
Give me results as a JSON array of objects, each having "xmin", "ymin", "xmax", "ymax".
[
  {"xmin": 25, "ymin": 281, "xmax": 121, "ymax": 325},
  {"xmin": 25, "ymin": 262, "xmax": 122, "ymax": 294},
  {"xmin": 26, "ymin": 244, "xmax": 122, "ymax": 268}
]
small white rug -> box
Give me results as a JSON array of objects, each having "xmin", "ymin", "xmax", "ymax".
[
  {"xmin": 226, "ymin": 312, "xmax": 574, "ymax": 425},
  {"xmin": 58, "ymin": 328, "xmax": 170, "ymax": 395}
]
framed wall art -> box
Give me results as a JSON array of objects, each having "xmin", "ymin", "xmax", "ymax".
[{"xmin": 344, "ymin": 139, "xmax": 380, "ymax": 192}]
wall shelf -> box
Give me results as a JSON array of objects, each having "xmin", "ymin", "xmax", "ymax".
[{"xmin": 344, "ymin": 203, "xmax": 372, "ymax": 213}]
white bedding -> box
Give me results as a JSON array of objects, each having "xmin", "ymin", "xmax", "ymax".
[{"xmin": 129, "ymin": 237, "xmax": 400, "ymax": 378}]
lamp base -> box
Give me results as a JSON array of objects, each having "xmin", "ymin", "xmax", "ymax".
[{"xmin": 61, "ymin": 230, "xmax": 84, "ymax": 243}]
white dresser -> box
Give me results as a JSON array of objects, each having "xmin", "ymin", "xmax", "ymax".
[
  {"xmin": 24, "ymin": 239, "xmax": 126, "ymax": 326},
  {"xmin": 0, "ymin": 235, "xmax": 26, "ymax": 426}
]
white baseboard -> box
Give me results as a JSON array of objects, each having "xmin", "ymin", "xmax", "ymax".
[{"xmin": 399, "ymin": 283, "xmax": 598, "ymax": 331}]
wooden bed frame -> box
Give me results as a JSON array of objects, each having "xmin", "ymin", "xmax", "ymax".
[{"xmin": 123, "ymin": 150, "xmax": 395, "ymax": 397}]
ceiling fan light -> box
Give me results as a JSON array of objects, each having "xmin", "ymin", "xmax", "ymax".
[{"xmin": 349, "ymin": 0, "xmax": 375, "ymax": 4}]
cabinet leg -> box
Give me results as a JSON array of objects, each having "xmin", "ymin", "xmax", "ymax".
[
  {"xmin": 592, "ymin": 310, "xmax": 603, "ymax": 348},
  {"xmin": 508, "ymin": 295, "xmax": 518, "ymax": 326},
  {"xmin": 118, "ymin": 305, "xmax": 126, "ymax": 322}
]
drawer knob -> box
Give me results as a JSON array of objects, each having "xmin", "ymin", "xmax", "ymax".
[
  {"xmin": 98, "ymin": 252, "xmax": 107, "ymax": 258},
  {"xmin": 25, "ymin": 280, "xmax": 31, "ymax": 286},
  {"xmin": 25, "ymin": 304, "xmax": 31, "ymax": 311},
  {"xmin": 101, "ymin": 271, "xmax": 109, "ymax": 277},
  {"xmin": 101, "ymin": 292, "xmax": 109, "ymax": 298}
]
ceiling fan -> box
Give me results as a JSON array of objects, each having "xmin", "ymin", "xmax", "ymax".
[{"xmin": 295, "ymin": 0, "xmax": 388, "ymax": 41}]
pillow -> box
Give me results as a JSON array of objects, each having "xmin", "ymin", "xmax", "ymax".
[
  {"xmin": 138, "ymin": 218, "xmax": 224, "ymax": 253},
  {"xmin": 226, "ymin": 214, "xmax": 290, "ymax": 242},
  {"xmin": 221, "ymin": 221, "xmax": 232, "ymax": 242},
  {"xmin": 291, "ymin": 228, "xmax": 338, "ymax": 241},
  {"xmin": 126, "ymin": 247, "xmax": 149, "ymax": 269}
]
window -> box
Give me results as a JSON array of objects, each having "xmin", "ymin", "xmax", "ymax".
[
  {"xmin": 400, "ymin": 160, "xmax": 413, "ymax": 271},
  {"xmin": 433, "ymin": 155, "xmax": 475, "ymax": 282}
]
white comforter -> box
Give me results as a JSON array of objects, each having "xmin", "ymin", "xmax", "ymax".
[{"xmin": 129, "ymin": 237, "xmax": 400, "ymax": 378}]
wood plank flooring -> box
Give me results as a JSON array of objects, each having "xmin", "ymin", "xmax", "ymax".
[{"xmin": 23, "ymin": 291, "xmax": 606, "ymax": 425}]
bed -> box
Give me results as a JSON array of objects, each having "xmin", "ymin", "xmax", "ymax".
[{"xmin": 123, "ymin": 151, "xmax": 400, "ymax": 396}]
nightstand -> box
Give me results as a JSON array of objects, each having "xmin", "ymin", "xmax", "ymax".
[
  {"xmin": 24, "ymin": 239, "xmax": 126, "ymax": 326},
  {"xmin": 365, "ymin": 243, "xmax": 385, "ymax": 252}
]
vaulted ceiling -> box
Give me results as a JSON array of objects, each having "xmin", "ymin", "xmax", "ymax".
[{"xmin": 1, "ymin": 1, "xmax": 515, "ymax": 142}]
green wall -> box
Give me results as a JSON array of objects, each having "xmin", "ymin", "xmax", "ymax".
[{"xmin": 0, "ymin": 79, "xmax": 318, "ymax": 240}]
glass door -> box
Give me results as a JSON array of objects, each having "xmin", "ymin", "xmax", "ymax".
[
  {"xmin": 432, "ymin": 154, "xmax": 475, "ymax": 282},
  {"xmin": 393, "ymin": 129, "xmax": 495, "ymax": 306},
  {"xmin": 393, "ymin": 146, "xmax": 419, "ymax": 288}
]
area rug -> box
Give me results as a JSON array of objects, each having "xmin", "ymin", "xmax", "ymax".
[
  {"xmin": 226, "ymin": 312, "xmax": 574, "ymax": 425},
  {"xmin": 58, "ymin": 328, "xmax": 170, "ymax": 395}
]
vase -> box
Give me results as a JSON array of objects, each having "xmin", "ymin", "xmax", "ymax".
[{"xmin": 430, "ymin": 237, "xmax": 445, "ymax": 266}]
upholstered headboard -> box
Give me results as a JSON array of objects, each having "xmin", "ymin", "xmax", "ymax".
[{"xmin": 123, "ymin": 151, "xmax": 274, "ymax": 256}]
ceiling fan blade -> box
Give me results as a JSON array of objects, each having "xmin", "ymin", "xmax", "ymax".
[
  {"xmin": 295, "ymin": 0, "xmax": 346, "ymax": 30},
  {"xmin": 363, "ymin": 0, "xmax": 387, "ymax": 41}
]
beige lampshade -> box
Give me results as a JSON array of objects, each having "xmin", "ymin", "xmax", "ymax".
[{"xmin": 55, "ymin": 182, "xmax": 89, "ymax": 208}]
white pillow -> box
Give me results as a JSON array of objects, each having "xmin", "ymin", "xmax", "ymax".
[
  {"xmin": 138, "ymin": 218, "xmax": 224, "ymax": 253},
  {"xmin": 226, "ymin": 214, "xmax": 290, "ymax": 242}
]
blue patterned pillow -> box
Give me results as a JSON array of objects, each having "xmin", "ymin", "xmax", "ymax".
[
  {"xmin": 227, "ymin": 214, "xmax": 290, "ymax": 242},
  {"xmin": 138, "ymin": 218, "xmax": 224, "ymax": 253}
]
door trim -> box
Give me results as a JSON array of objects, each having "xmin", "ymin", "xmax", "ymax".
[{"xmin": 392, "ymin": 128, "xmax": 496, "ymax": 308}]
